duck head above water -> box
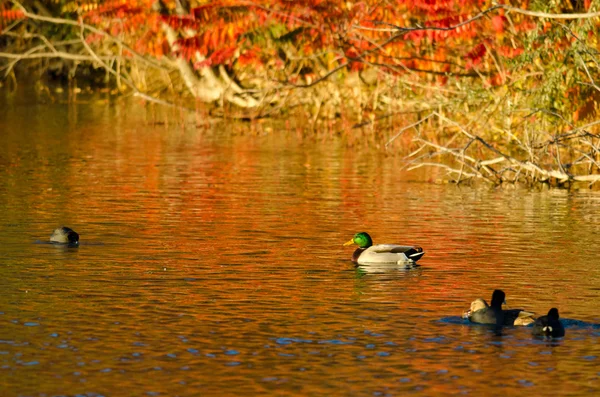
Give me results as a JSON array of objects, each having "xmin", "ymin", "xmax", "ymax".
[
  {"xmin": 490, "ymin": 289, "xmax": 506, "ymax": 308},
  {"xmin": 50, "ymin": 227, "xmax": 79, "ymax": 246},
  {"xmin": 343, "ymin": 232, "xmax": 373, "ymax": 248},
  {"xmin": 533, "ymin": 307, "xmax": 565, "ymax": 338}
]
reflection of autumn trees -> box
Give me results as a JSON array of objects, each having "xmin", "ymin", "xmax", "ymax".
[
  {"xmin": 3, "ymin": 95, "xmax": 600, "ymax": 397},
  {"xmin": 2, "ymin": 107, "xmax": 597, "ymax": 394},
  {"xmin": 2, "ymin": 100, "xmax": 598, "ymax": 264}
]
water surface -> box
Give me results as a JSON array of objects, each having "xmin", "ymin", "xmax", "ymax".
[{"xmin": 1, "ymin": 93, "xmax": 600, "ymax": 396}]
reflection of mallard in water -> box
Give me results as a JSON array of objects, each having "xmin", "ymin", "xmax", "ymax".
[
  {"xmin": 462, "ymin": 290, "xmax": 535, "ymax": 326},
  {"xmin": 532, "ymin": 308, "xmax": 565, "ymax": 338},
  {"xmin": 50, "ymin": 227, "xmax": 79, "ymax": 246},
  {"xmin": 344, "ymin": 232, "xmax": 424, "ymax": 265},
  {"xmin": 354, "ymin": 263, "xmax": 425, "ymax": 275}
]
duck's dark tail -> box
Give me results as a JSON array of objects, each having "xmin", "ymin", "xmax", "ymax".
[{"xmin": 407, "ymin": 246, "xmax": 424, "ymax": 262}]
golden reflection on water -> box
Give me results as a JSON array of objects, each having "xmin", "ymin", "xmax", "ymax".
[{"xmin": 1, "ymin": 95, "xmax": 600, "ymax": 395}]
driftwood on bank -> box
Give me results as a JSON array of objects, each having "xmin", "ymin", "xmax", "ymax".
[{"xmin": 388, "ymin": 111, "xmax": 600, "ymax": 187}]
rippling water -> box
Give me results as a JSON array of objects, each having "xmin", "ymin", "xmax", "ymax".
[{"xmin": 1, "ymin": 92, "xmax": 600, "ymax": 396}]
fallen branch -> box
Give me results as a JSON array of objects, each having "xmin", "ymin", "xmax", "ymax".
[{"xmin": 402, "ymin": 111, "xmax": 600, "ymax": 186}]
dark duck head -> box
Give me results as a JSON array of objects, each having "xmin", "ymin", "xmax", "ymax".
[
  {"xmin": 534, "ymin": 308, "xmax": 565, "ymax": 338},
  {"xmin": 50, "ymin": 227, "xmax": 79, "ymax": 246},
  {"xmin": 490, "ymin": 289, "xmax": 506, "ymax": 308}
]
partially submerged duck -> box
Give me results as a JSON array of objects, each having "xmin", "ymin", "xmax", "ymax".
[
  {"xmin": 463, "ymin": 290, "xmax": 535, "ymax": 327},
  {"xmin": 343, "ymin": 232, "xmax": 424, "ymax": 265},
  {"xmin": 50, "ymin": 227, "xmax": 79, "ymax": 246},
  {"xmin": 532, "ymin": 308, "xmax": 565, "ymax": 338}
]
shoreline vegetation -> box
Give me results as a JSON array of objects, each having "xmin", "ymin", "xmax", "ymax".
[{"xmin": 2, "ymin": 0, "xmax": 600, "ymax": 188}]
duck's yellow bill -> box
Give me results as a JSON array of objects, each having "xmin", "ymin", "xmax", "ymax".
[{"xmin": 343, "ymin": 239, "xmax": 355, "ymax": 246}]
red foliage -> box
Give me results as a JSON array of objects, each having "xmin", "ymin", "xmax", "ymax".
[
  {"xmin": 82, "ymin": 0, "xmax": 144, "ymax": 24},
  {"xmin": 497, "ymin": 46, "xmax": 523, "ymax": 58},
  {"xmin": 70, "ymin": 0, "xmax": 541, "ymax": 85},
  {"xmin": 194, "ymin": 46, "xmax": 237, "ymax": 68},
  {"xmin": 465, "ymin": 42, "xmax": 488, "ymax": 70},
  {"xmin": 161, "ymin": 15, "xmax": 200, "ymax": 31},
  {"xmin": 76, "ymin": 0, "xmax": 165, "ymax": 58},
  {"xmin": 0, "ymin": 7, "xmax": 25, "ymax": 29},
  {"xmin": 492, "ymin": 15, "xmax": 505, "ymax": 34},
  {"xmin": 408, "ymin": 0, "xmax": 486, "ymax": 15},
  {"xmin": 237, "ymin": 46, "xmax": 263, "ymax": 66},
  {"xmin": 175, "ymin": 37, "xmax": 202, "ymax": 61},
  {"xmin": 406, "ymin": 14, "xmax": 480, "ymax": 44}
]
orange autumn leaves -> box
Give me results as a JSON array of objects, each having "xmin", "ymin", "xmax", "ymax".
[
  {"xmin": 4, "ymin": 0, "xmax": 587, "ymax": 91},
  {"xmin": 157, "ymin": 0, "xmax": 535, "ymax": 85}
]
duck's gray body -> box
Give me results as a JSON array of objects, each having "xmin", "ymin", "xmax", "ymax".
[
  {"xmin": 352, "ymin": 244, "xmax": 424, "ymax": 265},
  {"xmin": 466, "ymin": 305, "xmax": 505, "ymax": 327},
  {"xmin": 463, "ymin": 298, "xmax": 535, "ymax": 326}
]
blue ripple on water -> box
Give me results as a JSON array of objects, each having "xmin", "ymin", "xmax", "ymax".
[
  {"xmin": 438, "ymin": 316, "xmax": 468, "ymax": 325},
  {"xmin": 423, "ymin": 336, "xmax": 446, "ymax": 343},
  {"xmin": 518, "ymin": 379, "xmax": 534, "ymax": 387},
  {"xmin": 562, "ymin": 319, "xmax": 600, "ymax": 328},
  {"xmin": 318, "ymin": 339, "xmax": 352, "ymax": 345},
  {"xmin": 276, "ymin": 337, "xmax": 313, "ymax": 345},
  {"xmin": 442, "ymin": 316, "xmax": 600, "ymax": 330}
]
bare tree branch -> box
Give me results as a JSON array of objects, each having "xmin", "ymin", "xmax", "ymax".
[{"xmin": 500, "ymin": 5, "xmax": 600, "ymax": 20}]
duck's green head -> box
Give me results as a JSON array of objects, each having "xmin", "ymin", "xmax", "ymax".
[{"xmin": 343, "ymin": 232, "xmax": 373, "ymax": 248}]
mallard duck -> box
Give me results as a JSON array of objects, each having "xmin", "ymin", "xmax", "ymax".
[
  {"xmin": 463, "ymin": 293, "xmax": 536, "ymax": 326},
  {"xmin": 343, "ymin": 232, "xmax": 424, "ymax": 265},
  {"xmin": 50, "ymin": 227, "xmax": 79, "ymax": 246},
  {"xmin": 532, "ymin": 308, "xmax": 565, "ymax": 338}
]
